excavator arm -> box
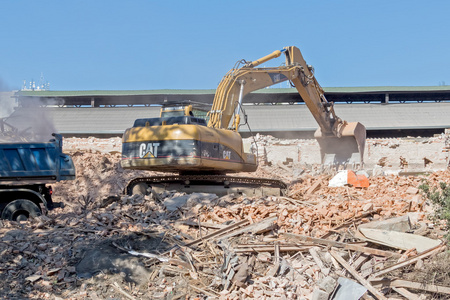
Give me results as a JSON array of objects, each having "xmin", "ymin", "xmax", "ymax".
[
  {"xmin": 207, "ymin": 46, "xmax": 366, "ymax": 167},
  {"xmin": 208, "ymin": 49, "xmax": 290, "ymax": 130}
]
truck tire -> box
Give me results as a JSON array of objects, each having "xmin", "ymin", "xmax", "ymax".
[{"xmin": 1, "ymin": 199, "xmax": 42, "ymax": 221}]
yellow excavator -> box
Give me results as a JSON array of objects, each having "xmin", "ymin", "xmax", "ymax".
[{"xmin": 121, "ymin": 46, "xmax": 366, "ymax": 196}]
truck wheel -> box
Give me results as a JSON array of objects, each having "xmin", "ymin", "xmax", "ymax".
[{"xmin": 1, "ymin": 199, "xmax": 42, "ymax": 221}]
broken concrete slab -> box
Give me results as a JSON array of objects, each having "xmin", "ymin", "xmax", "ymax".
[
  {"xmin": 332, "ymin": 277, "xmax": 367, "ymax": 300},
  {"xmin": 357, "ymin": 227, "xmax": 442, "ymax": 253},
  {"xmin": 318, "ymin": 276, "xmax": 337, "ymax": 294},
  {"xmin": 358, "ymin": 215, "xmax": 412, "ymax": 232}
]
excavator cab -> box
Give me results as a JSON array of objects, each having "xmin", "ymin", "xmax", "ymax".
[{"xmin": 160, "ymin": 101, "xmax": 211, "ymax": 120}]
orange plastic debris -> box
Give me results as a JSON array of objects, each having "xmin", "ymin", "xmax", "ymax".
[{"xmin": 347, "ymin": 170, "xmax": 370, "ymax": 188}]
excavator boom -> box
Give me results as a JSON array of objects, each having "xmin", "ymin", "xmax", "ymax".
[{"xmin": 208, "ymin": 46, "xmax": 366, "ymax": 166}]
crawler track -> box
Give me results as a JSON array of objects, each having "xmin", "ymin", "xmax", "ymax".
[{"xmin": 125, "ymin": 175, "xmax": 287, "ymax": 197}]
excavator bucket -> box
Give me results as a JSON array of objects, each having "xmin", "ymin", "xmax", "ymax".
[{"xmin": 314, "ymin": 122, "xmax": 366, "ymax": 168}]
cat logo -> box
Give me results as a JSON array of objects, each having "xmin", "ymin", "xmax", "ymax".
[
  {"xmin": 139, "ymin": 143, "xmax": 160, "ymax": 158},
  {"xmin": 223, "ymin": 150, "xmax": 231, "ymax": 160}
]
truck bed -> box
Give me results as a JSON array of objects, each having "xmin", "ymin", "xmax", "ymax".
[{"xmin": 0, "ymin": 134, "xmax": 75, "ymax": 185}]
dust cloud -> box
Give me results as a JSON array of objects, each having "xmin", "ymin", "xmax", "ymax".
[
  {"xmin": 0, "ymin": 83, "xmax": 58, "ymax": 142},
  {"xmin": 0, "ymin": 78, "xmax": 16, "ymax": 119},
  {"xmin": 3, "ymin": 99, "xmax": 58, "ymax": 142}
]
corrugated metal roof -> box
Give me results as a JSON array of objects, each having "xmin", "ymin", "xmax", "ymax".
[
  {"xmin": 16, "ymin": 86, "xmax": 450, "ymax": 98},
  {"xmin": 324, "ymin": 86, "xmax": 450, "ymax": 93},
  {"xmin": 17, "ymin": 89, "xmax": 216, "ymax": 97}
]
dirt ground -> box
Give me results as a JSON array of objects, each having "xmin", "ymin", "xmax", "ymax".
[{"xmin": 1, "ymin": 135, "xmax": 450, "ymax": 300}]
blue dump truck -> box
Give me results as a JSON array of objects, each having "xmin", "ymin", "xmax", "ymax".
[{"xmin": 0, "ymin": 133, "xmax": 75, "ymax": 221}]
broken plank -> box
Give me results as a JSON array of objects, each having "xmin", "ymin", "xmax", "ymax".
[
  {"xmin": 189, "ymin": 285, "xmax": 219, "ymax": 298},
  {"xmin": 330, "ymin": 249, "xmax": 387, "ymax": 300},
  {"xmin": 176, "ymin": 220, "xmax": 226, "ymax": 229},
  {"xmin": 320, "ymin": 210, "xmax": 378, "ymax": 239},
  {"xmin": 279, "ymin": 196, "xmax": 315, "ymax": 206},
  {"xmin": 183, "ymin": 219, "xmax": 249, "ymax": 248},
  {"xmin": 352, "ymin": 253, "xmax": 370, "ymax": 272},
  {"xmin": 233, "ymin": 245, "xmax": 310, "ymax": 253},
  {"xmin": 282, "ymin": 233, "xmax": 401, "ymax": 258},
  {"xmin": 369, "ymin": 244, "xmax": 445, "ymax": 279},
  {"xmin": 371, "ymin": 278, "xmax": 450, "ymax": 295},
  {"xmin": 305, "ymin": 179, "xmax": 322, "ymax": 195},
  {"xmin": 392, "ymin": 287, "xmax": 421, "ymax": 300},
  {"xmin": 309, "ymin": 247, "xmax": 329, "ymax": 275},
  {"xmin": 344, "ymin": 243, "xmax": 401, "ymax": 259},
  {"xmin": 266, "ymin": 244, "xmax": 280, "ymax": 277},
  {"xmin": 393, "ymin": 279, "xmax": 450, "ymax": 294},
  {"xmin": 217, "ymin": 216, "xmax": 278, "ymax": 241}
]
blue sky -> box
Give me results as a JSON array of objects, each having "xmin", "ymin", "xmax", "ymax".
[{"xmin": 0, "ymin": 1, "xmax": 449, "ymax": 91}]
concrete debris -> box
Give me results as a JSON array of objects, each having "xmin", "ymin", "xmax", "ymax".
[
  {"xmin": 356, "ymin": 215, "xmax": 442, "ymax": 253},
  {"xmin": 357, "ymin": 227, "xmax": 442, "ymax": 253},
  {"xmin": 332, "ymin": 277, "xmax": 367, "ymax": 300},
  {"xmin": 163, "ymin": 192, "xmax": 218, "ymax": 212},
  {"xmin": 359, "ymin": 214, "xmax": 412, "ymax": 232},
  {"xmin": 1, "ymin": 136, "xmax": 450, "ymax": 299}
]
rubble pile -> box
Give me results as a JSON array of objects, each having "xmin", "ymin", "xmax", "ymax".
[{"xmin": 0, "ymin": 138, "xmax": 450, "ymax": 299}]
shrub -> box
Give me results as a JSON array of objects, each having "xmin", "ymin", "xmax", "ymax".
[{"xmin": 419, "ymin": 181, "xmax": 450, "ymax": 234}]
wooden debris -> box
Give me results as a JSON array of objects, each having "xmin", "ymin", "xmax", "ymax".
[
  {"xmin": 266, "ymin": 244, "xmax": 280, "ymax": 277},
  {"xmin": 309, "ymin": 247, "xmax": 329, "ymax": 276},
  {"xmin": 189, "ymin": 284, "xmax": 219, "ymax": 298},
  {"xmin": 233, "ymin": 244, "xmax": 310, "ymax": 253},
  {"xmin": 111, "ymin": 282, "xmax": 136, "ymax": 300},
  {"xmin": 371, "ymin": 278, "xmax": 450, "ymax": 295},
  {"xmin": 181, "ymin": 219, "xmax": 249, "ymax": 248},
  {"xmin": 369, "ymin": 244, "xmax": 445, "ymax": 279},
  {"xmin": 176, "ymin": 219, "xmax": 226, "ymax": 229},
  {"xmin": 305, "ymin": 179, "xmax": 322, "ymax": 195},
  {"xmin": 282, "ymin": 232, "xmax": 401, "ymax": 258},
  {"xmin": 217, "ymin": 216, "xmax": 277, "ymax": 240},
  {"xmin": 3, "ymin": 140, "xmax": 450, "ymax": 299},
  {"xmin": 392, "ymin": 287, "xmax": 421, "ymax": 300},
  {"xmin": 330, "ymin": 249, "xmax": 387, "ymax": 300}
]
